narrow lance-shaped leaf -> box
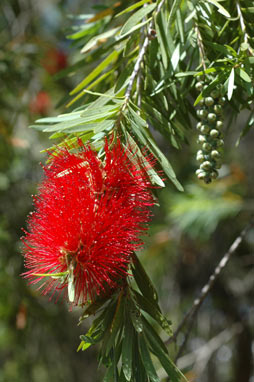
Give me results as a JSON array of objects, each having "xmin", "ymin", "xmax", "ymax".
[
  {"xmin": 133, "ymin": 290, "xmax": 172, "ymax": 336},
  {"xmin": 70, "ymin": 50, "xmax": 120, "ymax": 95},
  {"xmin": 119, "ymin": 3, "xmax": 156, "ymax": 36},
  {"xmin": 131, "ymin": 252, "xmax": 159, "ymax": 303},
  {"xmin": 122, "ymin": 310, "xmax": 134, "ymax": 381},
  {"xmin": 81, "ymin": 27, "xmax": 120, "ymax": 54},
  {"xmin": 227, "ymin": 68, "xmax": 235, "ymax": 100},
  {"xmin": 138, "ymin": 333, "xmax": 160, "ymax": 382}
]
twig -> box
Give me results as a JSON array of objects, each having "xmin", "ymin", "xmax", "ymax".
[
  {"xmin": 123, "ymin": 0, "xmax": 166, "ymax": 109},
  {"xmin": 159, "ymin": 324, "xmax": 242, "ymax": 380},
  {"xmin": 136, "ymin": 4, "xmax": 147, "ymax": 111},
  {"xmin": 166, "ymin": 221, "xmax": 252, "ymax": 348},
  {"xmin": 236, "ymin": 1, "xmax": 254, "ymax": 55},
  {"xmin": 195, "ymin": 23, "xmax": 207, "ymax": 72}
]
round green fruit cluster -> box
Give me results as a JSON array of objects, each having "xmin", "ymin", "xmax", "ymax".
[{"xmin": 195, "ymin": 80, "xmax": 225, "ymax": 183}]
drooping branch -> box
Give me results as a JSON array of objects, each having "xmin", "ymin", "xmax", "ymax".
[
  {"xmin": 123, "ymin": 0, "xmax": 166, "ymax": 109},
  {"xmin": 166, "ymin": 220, "xmax": 253, "ymax": 353}
]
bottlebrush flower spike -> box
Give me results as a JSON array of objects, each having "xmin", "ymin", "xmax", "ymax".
[{"xmin": 22, "ymin": 138, "xmax": 156, "ymax": 305}]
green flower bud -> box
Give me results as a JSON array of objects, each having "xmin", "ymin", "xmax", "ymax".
[
  {"xmin": 202, "ymin": 142, "xmax": 212, "ymax": 152},
  {"xmin": 214, "ymin": 104, "xmax": 222, "ymax": 114},
  {"xmin": 216, "ymin": 121, "xmax": 223, "ymax": 129},
  {"xmin": 207, "ymin": 113, "xmax": 216, "ymax": 122},
  {"xmin": 200, "ymin": 124, "xmax": 210, "ymax": 134},
  {"xmin": 205, "ymin": 97, "xmax": 214, "ymax": 107},
  {"xmin": 210, "ymin": 129, "xmax": 219, "ymax": 138},
  {"xmin": 195, "ymin": 82, "xmax": 203, "ymax": 91},
  {"xmin": 201, "ymin": 161, "xmax": 212, "ymax": 170}
]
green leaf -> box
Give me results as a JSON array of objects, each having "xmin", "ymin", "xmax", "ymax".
[
  {"xmin": 67, "ymin": 70, "xmax": 114, "ymax": 107},
  {"xmin": 142, "ymin": 316, "xmax": 169, "ymax": 355},
  {"xmin": 171, "ymin": 44, "xmax": 180, "ymax": 71},
  {"xmin": 119, "ymin": 3, "xmax": 156, "ymax": 37},
  {"xmin": 70, "ymin": 50, "xmax": 119, "ymax": 95},
  {"xmin": 81, "ymin": 27, "xmax": 120, "ymax": 54},
  {"xmin": 68, "ymin": 265, "xmax": 75, "ymax": 303},
  {"xmin": 239, "ymin": 68, "xmax": 251, "ymax": 83},
  {"xmin": 131, "ymin": 252, "xmax": 158, "ymax": 303},
  {"xmin": 125, "ymin": 134, "xmax": 165, "ymax": 187},
  {"xmin": 103, "ymin": 364, "xmax": 114, "ymax": 382},
  {"xmin": 128, "ymin": 107, "xmax": 183, "ymax": 191},
  {"xmin": 227, "ymin": 68, "xmax": 235, "ymax": 100},
  {"xmin": 168, "ymin": 0, "xmax": 182, "ymax": 27},
  {"xmin": 67, "ymin": 23, "xmax": 100, "ymax": 40},
  {"xmin": 175, "ymin": 71, "xmax": 197, "ymax": 77},
  {"xmin": 205, "ymin": 0, "xmax": 230, "ymax": 18},
  {"xmin": 128, "ymin": 298, "xmax": 143, "ymax": 333},
  {"xmin": 194, "ymin": 92, "xmax": 203, "ymax": 106},
  {"xmin": 120, "ymin": 19, "xmax": 151, "ymax": 39},
  {"xmin": 138, "ymin": 333, "xmax": 160, "ymax": 382},
  {"xmin": 41, "ymin": 106, "xmax": 119, "ymax": 133},
  {"xmin": 236, "ymin": 111, "xmax": 254, "ymax": 145},
  {"xmin": 115, "ymin": 0, "xmax": 150, "ymax": 18},
  {"xmin": 133, "ymin": 290, "xmax": 172, "ymax": 336},
  {"xmin": 122, "ymin": 314, "xmax": 133, "ymax": 381}
]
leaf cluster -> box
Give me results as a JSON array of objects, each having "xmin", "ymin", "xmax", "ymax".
[{"xmin": 78, "ymin": 253, "xmax": 186, "ymax": 382}]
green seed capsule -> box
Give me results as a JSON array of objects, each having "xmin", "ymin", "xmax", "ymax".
[
  {"xmin": 196, "ymin": 122, "xmax": 202, "ymax": 130},
  {"xmin": 197, "ymin": 154, "xmax": 205, "ymax": 162},
  {"xmin": 211, "ymin": 150, "xmax": 220, "ymax": 160},
  {"xmin": 202, "ymin": 142, "xmax": 212, "ymax": 152},
  {"xmin": 201, "ymin": 161, "xmax": 212, "ymax": 170},
  {"xmin": 199, "ymin": 109, "xmax": 208, "ymax": 119},
  {"xmin": 219, "ymin": 97, "xmax": 226, "ymax": 105},
  {"xmin": 210, "ymin": 129, "xmax": 219, "ymax": 138},
  {"xmin": 214, "ymin": 105, "xmax": 222, "ymax": 114},
  {"xmin": 211, "ymin": 89, "xmax": 220, "ymax": 98},
  {"xmin": 210, "ymin": 171, "xmax": 218, "ymax": 179},
  {"xmin": 198, "ymin": 135, "xmax": 206, "ymax": 144},
  {"xmin": 200, "ymin": 124, "xmax": 210, "ymax": 134},
  {"xmin": 216, "ymin": 139, "xmax": 224, "ymax": 147},
  {"xmin": 204, "ymin": 177, "xmax": 212, "ymax": 184},
  {"xmin": 208, "ymin": 113, "xmax": 216, "ymax": 122},
  {"xmin": 199, "ymin": 98, "xmax": 205, "ymax": 106},
  {"xmin": 205, "ymin": 97, "xmax": 214, "ymax": 107},
  {"xmin": 216, "ymin": 121, "xmax": 223, "ymax": 129},
  {"xmin": 197, "ymin": 171, "xmax": 206, "ymax": 180},
  {"xmin": 195, "ymin": 82, "xmax": 203, "ymax": 91}
]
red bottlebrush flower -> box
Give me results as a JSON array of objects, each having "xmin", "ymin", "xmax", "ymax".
[
  {"xmin": 42, "ymin": 48, "xmax": 68, "ymax": 75},
  {"xmin": 29, "ymin": 91, "xmax": 51, "ymax": 115},
  {"xmin": 22, "ymin": 139, "xmax": 155, "ymax": 305}
]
